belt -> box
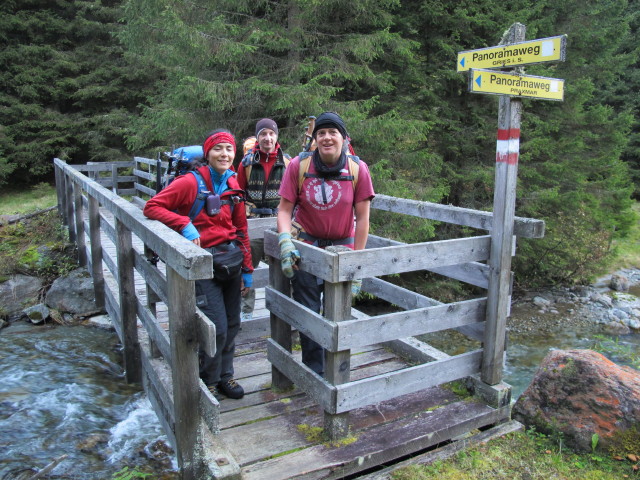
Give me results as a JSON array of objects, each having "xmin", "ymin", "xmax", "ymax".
[
  {"xmin": 298, "ymin": 231, "xmax": 354, "ymax": 248},
  {"xmin": 250, "ymin": 207, "xmax": 278, "ymax": 216},
  {"xmin": 204, "ymin": 240, "xmax": 237, "ymax": 253}
]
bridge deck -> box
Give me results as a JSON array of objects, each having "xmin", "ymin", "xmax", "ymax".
[
  {"xmin": 95, "ymin": 217, "xmax": 509, "ymax": 479},
  {"xmin": 214, "ymin": 318, "xmax": 508, "ymax": 479}
]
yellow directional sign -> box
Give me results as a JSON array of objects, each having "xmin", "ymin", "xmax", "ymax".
[
  {"xmin": 457, "ymin": 35, "xmax": 566, "ymax": 72},
  {"xmin": 468, "ymin": 69, "xmax": 564, "ymax": 101}
]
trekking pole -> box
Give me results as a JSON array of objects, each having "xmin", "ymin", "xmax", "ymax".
[
  {"xmin": 302, "ymin": 116, "xmax": 316, "ymax": 152},
  {"xmin": 155, "ymin": 152, "xmax": 162, "ymax": 194}
]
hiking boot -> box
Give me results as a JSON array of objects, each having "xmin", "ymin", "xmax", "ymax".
[
  {"xmin": 206, "ymin": 384, "xmax": 222, "ymax": 400},
  {"xmin": 218, "ymin": 378, "xmax": 244, "ymax": 399}
]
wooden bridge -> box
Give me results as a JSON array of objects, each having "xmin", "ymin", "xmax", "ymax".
[{"xmin": 53, "ymin": 154, "xmax": 544, "ymax": 479}]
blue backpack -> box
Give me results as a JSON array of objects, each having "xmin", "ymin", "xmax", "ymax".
[{"xmin": 164, "ymin": 145, "xmax": 204, "ymax": 187}]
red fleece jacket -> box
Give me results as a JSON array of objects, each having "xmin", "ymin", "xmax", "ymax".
[{"xmin": 143, "ymin": 165, "xmax": 253, "ymax": 273}]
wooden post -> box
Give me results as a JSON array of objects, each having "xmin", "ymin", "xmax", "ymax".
[
  {"xmin": 144, "ymin": 245, "xmax": 161, "ymax": 358},
  {"xmin": 482, "ymin": 23, "xmax": 525, "ymax": 385},
  {"xmin": 166, "ymin": 266, "xmax": 200, "ymax": 480},
  {"xmin": 323, "ymin": 246, "xmax": 352, "ymax": 440},
  {"xmin": 54, "ymin": 160, "xmax": 64, "ymax": 217},
  {"xmin": 64, "ymin": 172, "xmax": 76, "ymax": 242},
  {"xmin": 73, "ymin": 181, "xmax": 87, "ymax": 267},
  {"xmin": 88, "ymin": 195, "xmax": 105, "ymax": 310},
  {"xmin": 115, "ymin": 217, "xmax": 141, "ymax": 383},
  {"xmin": 111, "ymin": 164, "xmax": 119, "ymax": 194},
  {"xmin": 270, "ymin": 256, "xmax": 293, "ymax": 391}
]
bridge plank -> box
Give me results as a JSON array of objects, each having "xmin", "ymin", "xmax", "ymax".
[{"xmin": 238, "ymin": 399, "xmax": 508, "ymax": 479}]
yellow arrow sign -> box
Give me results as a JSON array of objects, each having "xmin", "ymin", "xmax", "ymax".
[
  {"xmin": 469, "ymin": 69, "xmax": 565, "ymax": 101},
  {"xmin": 457, "ymin": 35, "xmax": 566, "ymax": 72}
]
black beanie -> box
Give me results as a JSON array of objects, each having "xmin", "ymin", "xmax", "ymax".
[
  {"xmin": 312, "ymin": 112, "xmax": 347, "ymax": 138},
  {"xmin": 255, "ymin": 118, "xmax": 278, "ymax": 137}
]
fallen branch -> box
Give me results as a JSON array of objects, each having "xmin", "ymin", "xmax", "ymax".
[
  {"xmin": 28, "ymin": 454, "xmax": 69, "ymax": 480},
  {"xmin": 5, "ymin": 206, "xmax": 58, "ymax": 225}
]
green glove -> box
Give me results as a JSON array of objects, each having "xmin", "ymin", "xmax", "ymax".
[
  {"xmin": 351, "ymin": 279, "xmax": 362, "ymax": 297},
  {"xmin": 278, "ymin": 232, "xmax": 300, "ymax": 278}
]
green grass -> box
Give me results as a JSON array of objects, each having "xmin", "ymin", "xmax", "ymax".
[
  {"xmin": 0, "ymin": 182, "xmax": 58, "ymax": 215},
  {"xmin": 602, "ymin": 201, "xmax": 640, "ymax": 272},
  {"xmin": 390, "ymin": 428, "xmax": 639, "ymax": 480}
]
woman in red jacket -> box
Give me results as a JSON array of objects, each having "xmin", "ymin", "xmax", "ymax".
[{"xmin": 143, "ymin": 129, "xmax": 252, "ymax": 399}]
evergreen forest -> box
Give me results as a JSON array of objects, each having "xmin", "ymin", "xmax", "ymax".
[{"xmin": 1, "ymin": 0, "xmax": 638, "ymax": 288}]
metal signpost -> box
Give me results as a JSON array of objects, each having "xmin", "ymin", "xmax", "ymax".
[{"xmin": 457, "ymin": 23, "xmax": 566, "ymax": 385}]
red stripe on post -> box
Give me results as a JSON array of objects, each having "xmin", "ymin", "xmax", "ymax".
[
  {"xmin": 496, "ymin": 152, "xmax": 519, "ymax": 165},
  {"xmin": 496, "ymin": 128, "xmax": 521, "ymax": 140}
]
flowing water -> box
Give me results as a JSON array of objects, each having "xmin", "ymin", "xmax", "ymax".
[
  {"xmin": 1, "ymin": 287, "xmax": 639, "ymax": 478},
  {"xmin": 0, "ymin": 323, "xmax": 177, "ymax": 480}
]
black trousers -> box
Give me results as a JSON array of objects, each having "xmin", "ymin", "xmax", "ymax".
[
  {"xmin": 291, "ymin": 269, "xmax": 325, "ymax": 376},
  {"xmin": 196, "ymin": 274, "xmax": 242, "ymax": 386}
]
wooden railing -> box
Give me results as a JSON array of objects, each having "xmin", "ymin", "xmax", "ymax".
[
  {"xmin": 55, "ymin": 155, "xmax": 545, "ymax": 475},
  {"xmin": 54, "ymin": 158, "xmax": 236, "ymax": 479},
  {"xmin": 262, "ymin": 193, "xmax": 544, "ymax": 439}
]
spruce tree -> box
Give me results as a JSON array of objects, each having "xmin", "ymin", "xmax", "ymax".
[{"xmin": 0, "ymin": 0, "xmax": 161, "ymax": 187}]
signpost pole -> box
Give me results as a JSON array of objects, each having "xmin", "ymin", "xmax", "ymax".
[{"xmin": 481, "ymin": 22, "xmax": 525, "ymax": 385}]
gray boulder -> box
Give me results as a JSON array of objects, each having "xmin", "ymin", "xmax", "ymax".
[
  {"xmin": 0, "ymin": 274, "xmax": 43, "ymax": 320},
  {"xmin": 609, "ymin": 273, "xmax": 630, "ymax": 292},
  {"xmin": 23, "ymin": 303, "xmax": 51, "ymax": 324},
  {"xmin": 45, "ymin": 268, "xmax": 101, "ymax": 317}
]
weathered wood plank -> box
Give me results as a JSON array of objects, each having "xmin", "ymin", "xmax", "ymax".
[
  {"xmin": 115, "ymin": 217, "xmax": 141, "ymax": 383},
  {"xmin": 335, "ymin": 350, "xmax": 483, "ymax": 413},
  {"xmin": 334, "ymin": 236, "xmax": 491, "ymax": 281},
  {"xmin": 70, "ymin": 160, "xmax": 135, "ymax": 172},
  {"xmin": 365, "ymin": 236, "xmax": 491, "ymax": 288},
  {"xmin": 136, "ymin": 298, "xmax": 171, "ymax": 361},
  {"xmin": 266, "ymin": 231, "xmax": 492, "ymax": 283},
  {"xmin": 166, "ymin": 266, "xmax": 200, "ymax": 478},
  {"xmin": 384, "ymin": 337, "xmax": 451, "ymax": 363},
  {"xmin": 266, "ymin": 287, "xmax": 335, "ymax": 350},
  {"xmin": 88, "ymin": 195, "xmax": 105, "ymax": 309},
  {"xmin": 482, "ymin": 23, "xmax": 525, "ymax": 386},
  {"xmin": 267, "ymin": 340, "xmax": 335, "ymax": 412},
  {"xmin": 322, "ymin": 254, "xmax": 353, "ymax": 438},
  {"xmin": 372, "ymin": 194, "xmax": 544, "ymax": 238},
  {"xmin": 240, "ymin": 401, "xmax": 510, "ymax": 479},
  {"xmin": 336, "ymin": 298, "xmax": 486, "ymax": 350},
  {"xmin": 359, "ymin": 420, "xmax": 524, "ymax": 480},
  {"xmin": 135, "ymin": 182, "xmax": 156, "ymax": 197}
]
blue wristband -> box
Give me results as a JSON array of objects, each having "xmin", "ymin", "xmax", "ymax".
[
  {"xmin": 242, "ymin": 272, "xmax": 253, "ymax": 288},
  {"xmin": 181, "ymin": 222, "xmax": 200, "ymax": 241}
]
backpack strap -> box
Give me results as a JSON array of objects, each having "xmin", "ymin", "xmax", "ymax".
[
  {"xmin": 188, "ymin": 171, "xmax": 243, "ymax": 221},
  {"xmin": 297, "ymin": 153, "xmax": 360, "ymax": 193},
  {"xmin": 187, "ymin": 170, "xmax": 211, "ymax": 221},
  {"xmin": 240, "ymin": 151, "xmax": 258, "ymax": 181}
]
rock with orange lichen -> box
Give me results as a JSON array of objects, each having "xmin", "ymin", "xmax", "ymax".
[{"xmin": 513, "ymin": 349, "xmax": 640, "ymax": 452}]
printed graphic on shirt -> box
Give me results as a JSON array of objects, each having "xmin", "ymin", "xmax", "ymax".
[{"xmin": 304, "ymin": 178, "xmax": 345, "ymax": 211}]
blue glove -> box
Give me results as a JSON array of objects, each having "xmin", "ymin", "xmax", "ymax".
[
  {"xmin": 278, "ymin": 232, "xmax": 300, "ymax": 279},
  {"xmin": 242, "ymin": 272, "xmax": 253, "ymax": 288},
  {"xmin": 181, "ymin": 222, "xmax": 200, "ymax": 241},
  {"xmin": 351, "ymin": 279, "xmax": 362, "ymax": 297}
]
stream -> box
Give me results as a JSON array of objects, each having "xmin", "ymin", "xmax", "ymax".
[
  {"xmin": 1, "ymin": 281, "xmax": 638, "ymax": 478},
  {"xmin": 0, "ymin": 323, "xmax": 177, "ymax": 480}
]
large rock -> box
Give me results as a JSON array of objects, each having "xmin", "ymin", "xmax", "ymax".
[
  {"xmin": 45, "ymin": 268, "xmax": 100, "ymax": 317},
  {"xmin": 513, "ymin": 349, "xmax": 640, "ymax": 453},
  {"xmin": 0, "ymin": 274, "xmax": 44, "ymax": 319}
]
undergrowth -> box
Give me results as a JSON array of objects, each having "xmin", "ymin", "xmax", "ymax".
[
  {"xmin": 0, "ymin": 210, "xmax": 76, "ymax": 286},
  {"xmin": 391, "ymin": 428, "xmax": 639, "ymax": 479}
]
